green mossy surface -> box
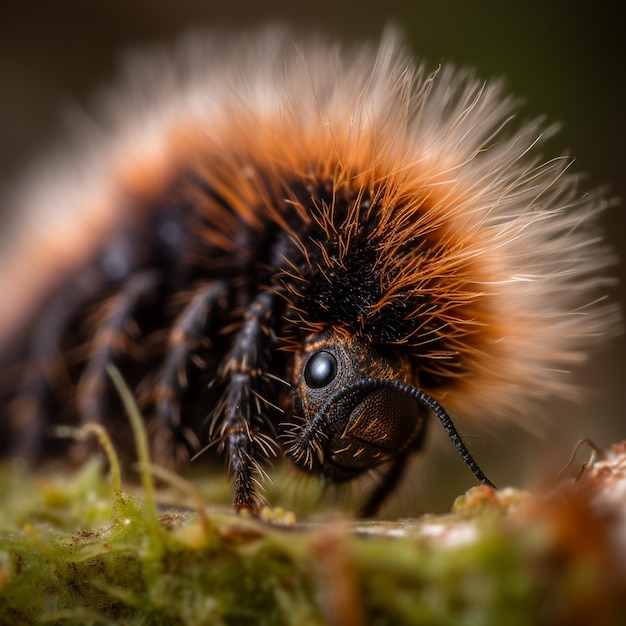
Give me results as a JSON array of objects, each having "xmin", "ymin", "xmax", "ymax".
[{"xmin": 1, "ymin": 457, "xmax": 624, "ymax": 626}]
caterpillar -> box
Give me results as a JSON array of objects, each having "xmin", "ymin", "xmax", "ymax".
[{"xmin": 0, "ymin": 28, "xmax": 617, "ymax": 516}]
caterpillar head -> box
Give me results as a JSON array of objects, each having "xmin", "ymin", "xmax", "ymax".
[{"xmin": 285, "ymin": 331, "xmax": 427, "ymax": 482}]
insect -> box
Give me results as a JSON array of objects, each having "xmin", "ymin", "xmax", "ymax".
[{"xmin": 0, "ymin": 28, "xmax": 616, "ymax": 516}]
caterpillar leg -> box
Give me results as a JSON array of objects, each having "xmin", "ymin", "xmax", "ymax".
[
  {"xmin": 358, "ymin": 455, "xmax": 410, "ymax": 518},
  {"xmin": 213, "ymin": 291, "xmax": 279, "ymax": 513},
  {"xmin": 73, "ymin": 270, "xmax": 161, "ymax": 460},
  {"xmin": 8, "ymin": 277, "xmax": 102, "ymax": 462},
  {"xmin": 152, "ymin": 281, "xmax": 228, "ymax": 466}
]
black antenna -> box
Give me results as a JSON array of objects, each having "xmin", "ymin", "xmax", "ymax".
[{"xmin": 331, "ymin": 378, "xmax": 497, "ymax": 488}]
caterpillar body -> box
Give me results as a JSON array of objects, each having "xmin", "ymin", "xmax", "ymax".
[{"xmin": 0, "ymin": 29, "xmax": 616, "ymax": 515}]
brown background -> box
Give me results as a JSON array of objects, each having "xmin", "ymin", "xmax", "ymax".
[{"xmin": 1, "ymin": 0, "xmax": 624, "ymax": 509}]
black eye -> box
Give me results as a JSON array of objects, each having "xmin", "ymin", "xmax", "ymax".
[{"xmin": 304, "ymin": 351, "xmax": 338, "ymax": 388}]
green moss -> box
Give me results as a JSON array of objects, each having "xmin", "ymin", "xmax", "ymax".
[{"xmin": 1, "ymin": 460, "xmax": 625, "ymax": 625}]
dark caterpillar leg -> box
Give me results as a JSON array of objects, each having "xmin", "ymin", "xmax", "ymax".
[
  {"xmin": 152, "ymin": 281, "xmax": 228, "ymax": 466},
  {"xmin": 358, "ymin": 454, "xmax": 410, "ymax": 518},
  {"xmin": 73, "ymin": 270, "xmax": 161, "ymax": 460},
  {"xmin": 212, "ymin": 290, "xmax": 280, "ymax": 513},
  {"xmin": 8, "ymin": 274, "xmax": 102, "ymax": 462}
]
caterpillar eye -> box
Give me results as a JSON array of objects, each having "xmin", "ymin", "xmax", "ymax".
[{"xmin": 304, "ymin": 350, "xmax": 338, "ymax": 389}]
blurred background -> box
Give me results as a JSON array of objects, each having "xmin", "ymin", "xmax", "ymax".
[{"xmin": 0, "ymin": 0, "xmax": 624, "ymax": 512}]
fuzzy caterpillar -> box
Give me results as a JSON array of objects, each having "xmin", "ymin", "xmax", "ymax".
[{"xmin": 0, "ymin": 28, "xmax": 617, "ymax": 515}]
